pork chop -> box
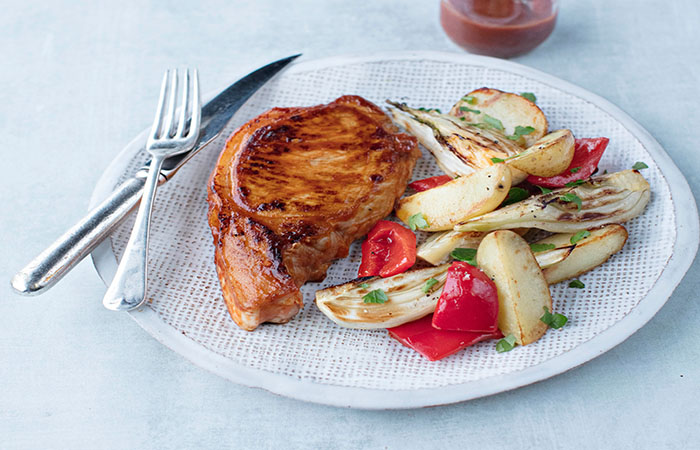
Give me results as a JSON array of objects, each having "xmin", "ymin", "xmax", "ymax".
[{"xmin": 207, "ymin": 95, "xmax": 420, "ymax": 330}]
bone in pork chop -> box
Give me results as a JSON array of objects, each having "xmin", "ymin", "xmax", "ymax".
[{"xmin": 207, "ymin": 95, "xmax": 420, "ymax": 331}]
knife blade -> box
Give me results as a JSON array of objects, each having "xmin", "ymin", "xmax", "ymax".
[{"xmin": 11, "ymin": 54, "xmax": 300, "ymax": 296}]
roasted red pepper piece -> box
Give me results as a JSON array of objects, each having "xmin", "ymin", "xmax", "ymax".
[
  {"xmin": 358, "ymin": 220, "xmax": 417, "ymax": 278},
  {"xmin": 432, "ymin": 262, "xmax": 499, "ymax": 332},
  {"xmin": 408, "ymin": 175, "xmax": 452, "ymax": 192},
  {"xmin": 388, "ymin": 314, "xmax": 502, "ymax": 361},
  {"xmin": 528, "ymin": 137, "xmax": 610, "ymax": 188}
]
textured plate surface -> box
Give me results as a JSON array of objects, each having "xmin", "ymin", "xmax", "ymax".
[{"xmin": 90, "ymin": 52, "xmax": 698, "ymax": 409}]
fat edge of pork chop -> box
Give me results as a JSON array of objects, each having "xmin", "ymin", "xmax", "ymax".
[{"xmin": 207, "ymin": 95, "xmax": 420, "ymax": 331}]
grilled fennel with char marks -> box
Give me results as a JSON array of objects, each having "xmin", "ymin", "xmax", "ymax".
[
  {"xmin": 455, "ymin": 170, "xmax": 650, "ymax": 233},
  {"xmin": 388, "ymin": 102, "xmax": 528, "ymax": 183},
  {"xmin": 315, "ymin": 265, "xmax": 450, "ymax": 329}
]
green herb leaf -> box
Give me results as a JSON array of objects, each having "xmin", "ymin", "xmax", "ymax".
[
  {"xmin": 459, "ymin": 116, "xmax": 466, "ymax": 121},
  {"xmin": 417, "ymin": 107, "xmax": 442, "ymax": 113},
  {"xmin": 603, "ymin": 169, "xmax": 608, "ymax": 174},
  {"xmin": 550, "ymin": 313, "xmax": 569, "ymax": 329},
  {"xmin": 496, "ymin": 334, "xmax": 517, "ymax": 353},
  {"xmin": 462, "ymin": 95, "xmax": 477, "ymax": 104},
  {"xmin": 408, "ymin": 213, "xmax": 429, "ymax": 231},
  {"xmin": 569, "ymin": 279, "xmax": 585, "ymax": 289},
  {"xmin": 482, "ymin": 114, "xmax": 504, "ymax": 131},
  {"xmin": 467, "ymin": 122, "xmax": 488, "ymax": 129},
  {"xmin": 503, "ymin": 187, "xmax": 530, "ymax": 206},
  {"xmin": 570, "ymin": 166, "xmax": 582, "ymax": 173},
  {"xmin": 537, "ymin": 186, "xmax": 553, "ymax": 194},
  {"xmin": 632, "ymin": 161, "xmax": 649, "ymax": 170},
  {"xmin": 422, "ymin": 278, "xmax": 439, "ymax": 294},
  {"xmin": 540, "ymin": 306, "xmax": 569, "ymax": 329},
  {"xmin": 459, "ymin": 106, "xmax": 481, "ymax": 114},
  {"xmin": 491, "ymin": 157, "xmax": 506, "ymax": 163},
  {"xmin": 506, "ymin": 125, "xmax": 536, "ymax": 141},
  {"xmin": 530, "ymin": 243, "xmax": 556, "ymax": 253},
  {"xmin": 434, "ymin": 108, "xmax": 442, "ymax": 114},
  {"xmin": 520, "ymin": 92, "xmax": 537, "ymax": 103},
  {"xmin": 359, "ymin": 283, "xmax": 370, "ymax": 289},
  {"xmin": 451, "ymin": 248, "xmax": 478, "ymax": 266},
  {"xmin": 540, "ymin": 306, "xmax": 553, "ymax": 325},
  {"xmin": 565, "ymin": 179, "xmax": 586, "ymax": 187},
  {"xmin": 363, "ymin": 289, "xmax": 388, "ymax": 304},
  {"xmin": 560, "ymin": 192, "xmax": 582, "ymax": 210},
  {"xmin": 570, "ymin": 230, "xmax": 591, "ymax": 244}
]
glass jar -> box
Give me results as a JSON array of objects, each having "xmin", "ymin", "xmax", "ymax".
[{"xmin": 440, "ymin": 0, "xmax": 559, "ymax": 58}]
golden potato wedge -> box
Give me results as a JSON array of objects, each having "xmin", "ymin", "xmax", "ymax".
[
  {"xmin": 450, "ymin": 88, "xmax": 548, "ymax": 147},
  {"xmin": 396, "ymin": 164, "xmax": 511, "ymax": 231},
  {"xmin": 477, "ymin": 230, "xmax": 551, "ymax": 346},
  {"xmin": 533, "ymin": 224, "xmax": 629, "ymax": 284},
  {"xmin": 507, "ymin": 129, "xmax": 575, "ymax": 177}
]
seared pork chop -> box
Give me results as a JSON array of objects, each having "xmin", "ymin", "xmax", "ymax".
[{"xmin": 207, "ymin": 95, "xmax": 420, "ymax": 330}]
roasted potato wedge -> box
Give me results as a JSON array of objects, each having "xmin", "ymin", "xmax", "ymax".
[
  {"xmin": 534, "ymin": 224, "xmax": 629, "ymax": 284},
  {"xmin": 396, "ymin": 163, "xmax": 511, "ymax": 231},
  {"xmin": 450, "ymin": 88, "xmax": 548, "ymax": 147},
  {"xmin": 508, "ymin": 129, "xmax": 575, "ymax": 177},
  {"xmin": 477, "ymin": 230, "xmax": 552, "ymax": 346}
]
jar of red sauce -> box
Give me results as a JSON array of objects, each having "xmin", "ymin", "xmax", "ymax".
[{"xmin": 440, "ymin": 0, "xmax": 558, "ymax": 58}]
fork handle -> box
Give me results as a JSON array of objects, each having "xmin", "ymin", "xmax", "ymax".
[
  {"xmin": 11, "ymin": 177, "xmax": 147, "ymax": 295},
  {"xmin": 102, "ymin": 155, "xmax": 166, "ymax": 311}
]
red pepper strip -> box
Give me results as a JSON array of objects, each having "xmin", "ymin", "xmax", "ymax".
[
  {"xmin": 432, "ymin": 262, "xmax": 499, "ymax": 333},
  {"xmin": 408, "ymin": 175, "xmax": 452, "ymax": 192},
  {"xmin": 358, "ymin": 220, "xmax": 417, "ymax": 278},
  {"xmin": 388, "ymin": 314, "xmax": 502, "ymax": 361},
  {"xmin": 527, "ymin": 137, "xmax": 610, "ymax": 188}
]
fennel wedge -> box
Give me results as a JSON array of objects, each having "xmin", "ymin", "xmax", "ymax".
[
  {"xmin": 388, "ymin": 102, "xmax": 528, "ymax": 183},
  {"xmin": 315, "ymin": 265, "xmax": 450, "ymax": 329},
  {"xmin": 455, "ymin": 170, "xmax": 650, "ymax": 233}
]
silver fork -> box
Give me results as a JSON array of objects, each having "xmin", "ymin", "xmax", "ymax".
[{"xmin": 103, "ymin": 68, "xmax": 201, "ymax": 311}]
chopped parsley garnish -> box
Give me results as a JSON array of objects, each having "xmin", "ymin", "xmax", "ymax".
[
  {"xmin": 451, "ymin": 248, "xmax": 478, "ymax": 266},
  {"xmin": 540, "ymin": 306, "xmax": 568, "ymax": 329},
  {"xmin": 459, "ymin": 106, "xmax": 481, "ymax": 114},
  {"xmin": 632, "ymin": 161, "xmax": 649, "ymax": 170},
  {"xmin": 408, "ymin": 213, "xmax": 429, "ymax": 231},
  {"xmin": 537, "ymin": 186, "xmax": 553, "ymax": 194},
  {"xmin": 507, "ymin": 125, "xmax": 536, "ymax": 141},
  {"xmin": 496, "ymin": 334, "xmax": 517, "ymax": 353},
  {"xmin": 570, "ymin": 166, "xmax": 582, "ymax": 173},
  {"xmin": 482, "ymin": 114, "xmax": 504, "ymax": 131},
  {"xmin": 530, "ymin": 243, "xmax": 556, "ymax": 253},
  {"xmin": 565, "ymin": 179, "xmax": 586, "ymax": 187},
  {"xmin": 560, "ymin": 192, "xmax": 582, "ymax": 210},
  {"xmin": 468, "ymin": 122, "xmax": 488, "ymax": 129},
  {"xmin": 462, "ymin": 95, "xmax": 477, "ymax": 104},
  {"xmin": 491, "ymin": 157, "xmax": 505, "ymax": 163},
  {"xmin": 503, "ymin": 187, "xmax": 530, "ymax": 205},
  {"xmin": 359, "ymin": 283, "xmax": 370, "ymax": 289},
  {"xmin": 363, "ymin": 289, "xmax": 388, "ymax": 304},
  {"xmin": 520, "ymin": 92, "xmax": 537, "ymax": 103},
  {"xmin": 422, "ymin": 278, "xmax": 439, "ymax": 293},
  {"xmin": 570, "ymin": 230, "xmax": 591, "ymax": 244},
  {"xmin": 417, "ymin": 107, "xmax": 442, "ymax": 113},
  {"xmin": 459, "ymin": 116, "xmax": 466, "ymax": 121},
  {"xmin": 569, "ymin": 279, "xmax": 585, "ymax": 289}
]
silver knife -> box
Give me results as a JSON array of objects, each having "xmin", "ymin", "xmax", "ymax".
[{"xmin": 11, "ymin": 54, "xmax": 300, "ymax": 296}]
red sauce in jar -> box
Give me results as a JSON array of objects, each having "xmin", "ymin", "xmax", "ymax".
[{"xmin": 440, "ymin": 0, "xmax": 558, "ymax": 58}]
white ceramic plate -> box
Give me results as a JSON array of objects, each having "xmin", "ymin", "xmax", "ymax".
[{"xmin": 90, "ymin": 51, "xmax": 698, "ymax": 409}]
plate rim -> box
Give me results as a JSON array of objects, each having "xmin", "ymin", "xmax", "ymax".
[{"xmin": 90, "ymin": 50, "xmax": 699, "ymax": 409}]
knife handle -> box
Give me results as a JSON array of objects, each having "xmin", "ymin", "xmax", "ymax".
[{"xmin": 11, "ymin": 177, "xmax": 147, "ymax": 295}]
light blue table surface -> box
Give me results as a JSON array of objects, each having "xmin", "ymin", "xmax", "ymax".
[{"xmin": 2, "ymin": 1, "xmax": 699, "ymax": 448}]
